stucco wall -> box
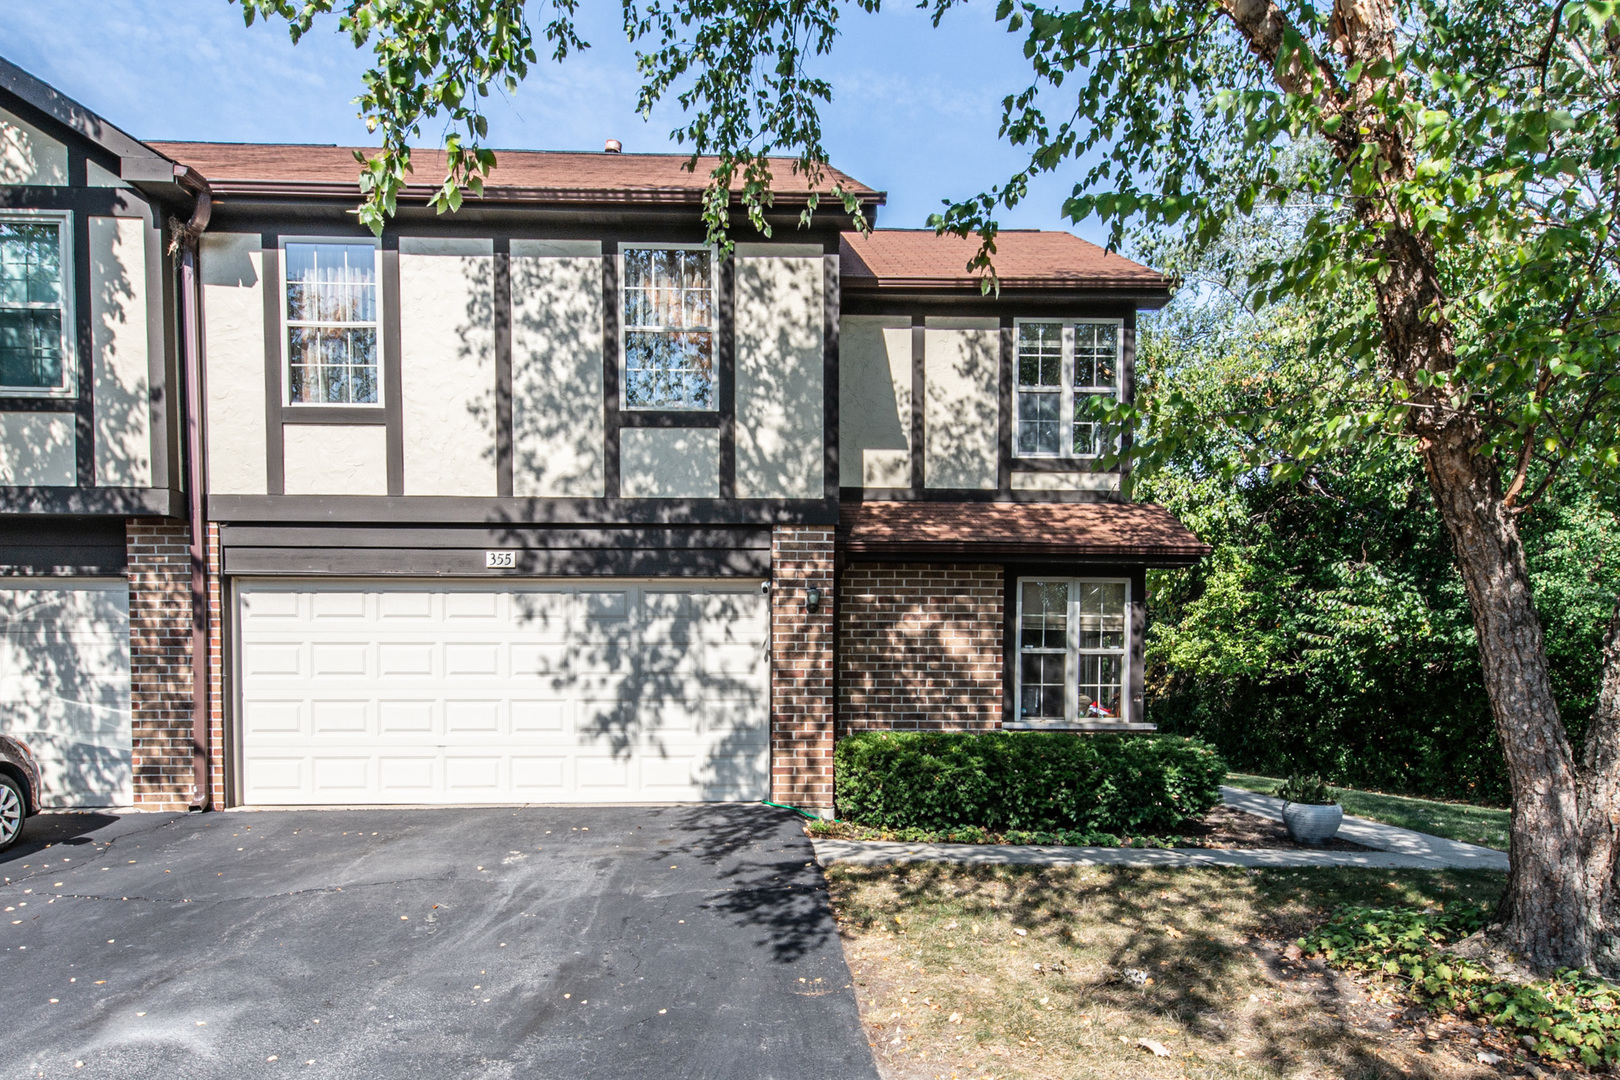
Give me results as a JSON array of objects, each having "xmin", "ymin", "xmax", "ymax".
[
  {"xmin": 734, "ymin": 254, "xmax": 824, "ymax": 499},
  {"xmin": 282, "ymin": 424, "xmax": 388, "ymax": 496},
  {"xmin": 1011, "ymin": 471, "xmax": 1119, "ymax": 492},
  {"xmin": 399, "ymin": 237, "xmax": 496, "ymax": 496},
  {"xmin": 200, "ymin": 233, "xmax": 268, "ymax": 495},
  {"xmin": 620, "ymin": 428, "xmax": 720, "ymax": 498},
  {"xmin": 924, "ymin": 317, "xmax": 1000, "ymax": 490},
  {"xmin": 511, "ymin": 239, "xmax": 604, "ymax": 497},
  {"xmin": 0, "ymin": 413, "xmax": 75, "ymax": 486},
  {"xmin": 838, "ymin": 315, "xmax": 911, "ymax": 489},
  {"xmin": 90, "ymin": 215, "xmax": 152, "ymax": 488},
  {"xmin": 0, "ymin": 107, "xmax": 67, "ymax": 186}
]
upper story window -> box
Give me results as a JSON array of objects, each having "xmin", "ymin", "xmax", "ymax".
[
  {"xmin": 1014, "ymin": 319, "xmax": 1121, "ymax": 458},
  {"xmin": 0, "ymin": 215, "xmax": 72, "ymax": 396},
  {"xmin": 621, "ymin": 245, "xmax": 714, "ymax": 410},
  {"xmin": 1015, "ymin": 577, "xmax": 1130, "ymax": 726},
  {"xmin": 284, "ymin": 241, "xmax": 380, "ymax": 405}
]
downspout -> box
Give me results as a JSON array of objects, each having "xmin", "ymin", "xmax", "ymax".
[{"xmin": 169, "ymin": 165, "xmax": 213, "ymax": 811}]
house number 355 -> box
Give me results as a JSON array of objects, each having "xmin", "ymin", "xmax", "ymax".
[{"xmin": 484, "ymin": 550, "xmax": 516, "ymax": 569}]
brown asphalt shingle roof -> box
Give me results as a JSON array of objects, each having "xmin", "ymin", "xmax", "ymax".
[
  {"xmin": 840, "ymin": 229, "xmax": 1165, "ymax": 290},
  {"xmin": 839, "ymin": 500, "xmax": 1208, "ymax": 566},
  {"xmin": 147, "ymin": 142, "xmax": 883, "ymax": 205}
]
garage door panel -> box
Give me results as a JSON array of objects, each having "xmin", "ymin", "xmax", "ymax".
[
  {"xmin": 0, "ymin": 581, "xmax": 132, "ymax": 807},
  {"xmin": 238, "ymin": 580, "xmax": 768, "ymax": 805}
]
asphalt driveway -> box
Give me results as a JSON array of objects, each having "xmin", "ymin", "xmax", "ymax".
[{"xmin": 0, "ymin": 804, "xmax": 879, "ymax": 1080}]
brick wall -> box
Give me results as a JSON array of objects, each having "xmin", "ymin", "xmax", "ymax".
[
  {"xmin": 837, "ymin": 563, "xmax": 1004, "ymax": 735},
  {"xmin": 126, "ymin": 519, "xmax": 195, "ymax": 810},
  {"xmin": 769, "ymin": 525, "xmax": 836, "ymax": 812}
]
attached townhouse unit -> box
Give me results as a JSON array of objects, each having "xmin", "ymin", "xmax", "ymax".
[{"xmin": 0, "ymin": 56, "xmax": 1207, "ymax": 816}]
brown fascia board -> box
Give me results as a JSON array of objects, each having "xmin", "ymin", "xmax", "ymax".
[
  {"xmin": 0, "ymin": 54, "xmax": 177, "ymax": 186},
  {"xmin": 201, "ymin": 178, "xmax": 888, "ymax": 211},
  {"xmin": 840, "ymin": 280, "xmax": 1174, "ymax": 309},
  {"xmin": 840, "ymin": 539, "xmax": 1210, "ymax": 566}
]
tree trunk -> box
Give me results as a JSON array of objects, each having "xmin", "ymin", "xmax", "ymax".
[{"xmin": 1421, "ymin": 433, "xmax": 1620, "ymax": 977}]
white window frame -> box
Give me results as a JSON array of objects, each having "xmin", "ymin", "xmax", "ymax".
[
  {"xmin": 1009, "ymin": 576, "xmax": 1132, "ymax": 728},
  {"xmin": 0, "ymin": 209, "xmax": 76, "ymax": 398},
  {"xmin": 279, "ymin": 236, "xmax": 384, "ymax": 408},
  {"xmin": 617, "ymin": 242, "xmax": 718, "ymax": 412},
  {"xmin": 1011, "ymin": 317, "xmax": 1124, "ymax": 459}
]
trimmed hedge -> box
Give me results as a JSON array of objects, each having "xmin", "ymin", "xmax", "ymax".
[{"xmin": 833, "ymin": 731, "xmax": 1226, "ymax": 835}]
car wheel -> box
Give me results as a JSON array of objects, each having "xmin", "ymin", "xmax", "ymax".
[{"xmin": 0, "ymin": 774, "xmax": 24, "ymax": 852}]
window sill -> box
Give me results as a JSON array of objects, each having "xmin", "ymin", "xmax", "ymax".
[{"xmin": 1002, "ymin": 722, "xmax": 1157, "ymax": 733}]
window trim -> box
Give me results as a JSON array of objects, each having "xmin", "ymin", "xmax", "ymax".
[
  {"xmin": 1011, "ymin": 317, "xmax": 1123, "ymax": 460},
  {"xmin": 278, "ymin": 235, "xmax": 384, "ymax": 409},
  {"xmin": 1008, "ymin": 575, "xmax": 1132, "ymax": 728},
  {"xmin": 0, "ymin": 209, "xmax": 76, "ymax": 399},
  {"xmin": 617, "ymin": 241, "xmax": 718, "ymax": 413}
]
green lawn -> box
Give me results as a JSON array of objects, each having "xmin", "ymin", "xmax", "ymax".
[{"xmin": 1226, "ymin": 773, "xmax": 1510, "ymax": 850}]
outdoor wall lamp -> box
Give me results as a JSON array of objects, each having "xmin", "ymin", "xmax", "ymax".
[{"xmin": 804, "ymin": 586, "xmax": 823, "ymax": 613}]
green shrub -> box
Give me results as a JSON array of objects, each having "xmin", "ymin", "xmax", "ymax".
[
  {"xmin": 1303, "ymin": 904, "xmax": 1620, "ymax": 1067},
  {"xmin": 1276, "ymin": 773, "xmax": 1337, "ymax": 804},
  {"xmin": 833, "ymin": 731, "xmax": 1226, "ymax": 834}
]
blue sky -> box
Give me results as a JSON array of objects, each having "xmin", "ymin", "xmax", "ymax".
[{"xmin": 0, "ymin": 1, "xmax": 1103, "ymax": 242}]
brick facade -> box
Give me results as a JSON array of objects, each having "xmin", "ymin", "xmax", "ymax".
[
  {"xmin": 126, "ymin": 519, "xmax": 196, "ymax": 810},
  {"xmin": 769, "ymin": 525, "xmax": 836, "ymax": 812},
  {"xmin": 837, "ymin": 563, "xmax": 1004, "ymax": 735}
]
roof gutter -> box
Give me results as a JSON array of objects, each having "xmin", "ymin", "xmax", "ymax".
[{"xmin": 169, "ymin": 165, "xmax": 214, "ymax": 812}]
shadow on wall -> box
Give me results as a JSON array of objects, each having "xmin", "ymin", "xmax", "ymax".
[
  {"xmin": 734, "ymin": 257, "xmax": 822, "ymax": 498},
  {"xmin": 90, "ymin": 212, "xmax": 153, "ymax": 489},
  {"xmin": 926, "ymin": 325, "xmax": 999, "ymax": 490},
  {"xmin": 0, "ymin": 585, "xmax": 133, "ymax": 807}
]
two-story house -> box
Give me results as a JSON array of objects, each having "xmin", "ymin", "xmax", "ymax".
[{"xmin": 0, "ymin": 55, "xmax": 1206, "ymax": 816}]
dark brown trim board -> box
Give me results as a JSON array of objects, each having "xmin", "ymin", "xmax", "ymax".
[
  {"xmin": 72, "ymin": 204, "xmax": 94, "ymax": 486},
  {"xmin": 259, "ymin": 236, "xmax": 285, "ymax": 495},
  {"xmin": 380, "ymin": 237, "xmax": 405, "ymax": 496},
  {"xmin": 617, "ymin": 410, "xmax": 722, "ymax": 429},
  {"xmin": 224, "ymin": 545, "xmax": 772, "ymax": 578},
  {"xmin": 601, "ymin": 242, "xmax": 621, "ymax": 499},
  {"xmin": 0, "ymin": 186, "xmax": 148, "ymax": 216},
  {"xmin": 492, "ymin": 237, "xmax": 514, "ymax": 498},
  {"xmin": 717, "ymin": 250, "xmax": 736, "ymax": 500},
  {"xmin": 909, "ymin": 316, "xmax": 925, "ymax": 494},
  {"xmin": 220, "ymin": 524, "xmax": 772, "ymax": 550},
  {"xmin": 0, "ymin": 486, "xmax": 182, "ymax": 517},
  {"xmin": 823, "ymin": 252, "xmax": 840, "ymax": 502},
  {"xmin": 838, "ymin": 486, "xmax": 1118, "ymax": 505},
  {"xmin": 280, "ymin": 406, "xmax": 387, "ymax": 426},
  {"xmin": 0, "ymin": 515, "xmax": 128, "ymax": 575},
  {"xmin": 208, "ymin": 493, "xmax": 841, "ymax": 526}
]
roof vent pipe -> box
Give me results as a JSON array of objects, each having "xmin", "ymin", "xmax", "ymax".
[{"xmin": 604, "ymin": 139, "xmax": 622, "ymax": 153}]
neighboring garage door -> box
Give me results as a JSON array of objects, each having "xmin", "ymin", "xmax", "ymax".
[
  {"xmin": 0, "ymin": 580, "xmax": 132, "ymax": 807},
  {"xmin": 236, "ymin": 579, "xmax": 771, "ymax": 805}
]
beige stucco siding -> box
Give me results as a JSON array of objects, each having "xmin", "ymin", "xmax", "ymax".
[
  {"xmin": 838, "ymin": 315, "xmax": 911, "ymax": 488},
  {"xmin": 0, "ymin": 108, "xmax": 67, "ymax": 186},
  {"xmin": 620, "ymin": 428, "xmax": 720, "ymax": 498},
  {"xmin": 924, "ymin": 317, "xmax": 1000, "ymax": 490},
  {"xmin": 282, "ymin": 424, "xmax": 388, "ymax": 495},
  {"xmin": 90, "ymin": 216, "xmax": 152, "ymax": 488},
  {"xmin": 399, "ymin": 237, "xmax": 496, "ymax": 496},
  {"xmin": 511, "ymin": 240, "xmax": 604, "ymax": 497},
  {"xmin": 85, "ymin": 159, "xmax": 128, "ymax": 188},
  {"xmin": 1011, "ymin": 471, "xmax": 1119, "ymax": 492},
  {"xmin": 734, "ymin": 254, "xmax": 825, "ymax": 499},
  {"xmin": 200, "ymin": 233, "xmax": 268, "ymax": 495},
  {"xmin": 0, "ymin": 413, "xmax": 74, "ymax": 486}
]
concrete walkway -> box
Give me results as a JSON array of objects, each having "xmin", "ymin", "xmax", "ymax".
[{"xmin": 811, "ymin": 786, "xmax": 1509, "ymax": 871}]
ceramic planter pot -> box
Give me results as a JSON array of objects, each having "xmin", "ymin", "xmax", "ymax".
[{"xmin": 1282, "ymin": 801, "xmax": 1343, "ymax": 844}]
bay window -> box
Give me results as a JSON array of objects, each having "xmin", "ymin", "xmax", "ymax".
[
  {"xmin": 1014, "ymin": 319, "xmax": 1121, "ymax": 458},
  {"xmin": 1014, "ymin": 577, "xmax": 1130, "ymax": 726}
]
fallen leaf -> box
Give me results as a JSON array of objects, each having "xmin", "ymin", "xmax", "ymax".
[
  {"xmin": 1165, "ymin": 926, "xmax": 1184, "ymax": 939},
  {"xmin": 1013, "ymin": 929, "xmax": 1027, "ymax": 937},
  {"xmin": 948, "ymin": 1012, "xmax": 962, "ymax": 1023},
  {"xmin": 1138, "ymin": 1039, "xmax": 1171, "ymax": 1058}
]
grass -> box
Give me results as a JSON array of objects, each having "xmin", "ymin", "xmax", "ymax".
[
  {"xmin": 827, "ymin": 864, "xmax": 1510, "ymax": 1080},
  {"xmin": 1224, "ymin": 774, "xmax": 1511, "ymax": 852}
]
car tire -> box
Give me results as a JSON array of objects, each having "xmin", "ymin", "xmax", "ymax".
[{"xmin": 0, "ymin": 774, "xmax": 25, "ymax": 852}]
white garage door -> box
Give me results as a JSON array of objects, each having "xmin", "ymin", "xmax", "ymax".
[
  {"xmin": 0, "ymin": 580, "xmax": 132, "ymax": 807},
  {"xmin": 236, "ymin": 579, "xmax": 771, "ymax": 805}
]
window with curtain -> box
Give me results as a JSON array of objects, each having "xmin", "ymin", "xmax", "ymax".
[
  {"xmin": 0, "ymin": 219, "xmax": 69, "ymax": 393},
  {"xmin": 284, "ymin": 242, "xmax": 379, "ymax": 405},
  {"xmin": 621, "ymin": 246, "xmax": 714, "ymax": 410},
  {"xmin": 1015, "ymin": 578, "xmax": 1129, "ymax": 725},
  {"xmin": 1014, "ymin": 320, "xmax": 1121, "ymax": 458}
]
